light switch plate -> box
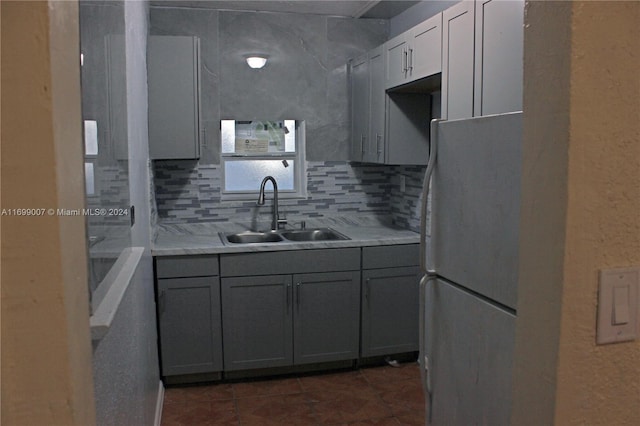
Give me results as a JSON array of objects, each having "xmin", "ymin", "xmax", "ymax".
[{"xmin": 597, "ymin": 267, "xmax": 640, "ymax": 345}]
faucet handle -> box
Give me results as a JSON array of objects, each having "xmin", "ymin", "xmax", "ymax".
[{"xmin": 277, "ymin": 218, "xmax": 288, "ymax": 230}]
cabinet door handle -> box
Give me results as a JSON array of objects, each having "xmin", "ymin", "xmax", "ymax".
[
  {"xmin": 361, "ymin": 135, "xmax": 366, "ymax": 155},
  {"xmin": 159, "ymin": 290, "xmax": 166, "ymax": 315},
  {"xmin": 365, "ymin": 278, "xmax": 371, "ymax": 305},
  {"xmin": 287, "ymin": 282, "xmax": 291, "ymax": 310},
  {"xmin": 402, "ymin": 48, "xmax": 408, "ymax": 73},
  {"xmin": 376, "ymin": 134, "xmax": 383, "ymax": 158},
  {"xmin": 409, "ymin": 47, "xmax": 414, "ymax": 71},
  {"xmin": 296, "ymin": 282, "xmax": 301, "ymax": 308}
]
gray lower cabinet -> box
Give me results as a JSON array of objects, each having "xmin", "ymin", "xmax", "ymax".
[
  {"xmin": 293, "ymin": 271, "xmax": 360, "ymax": 364},
  {"xmin": 220, "ymin": 248, "xmax": 361, "ymax": 371},
  {"xmin": 155, "ymin": 256, "xmax": 222, "ymax": 377},
  {"xmin": 221, "ymin": 271, "xmax": 361, "ymax": 371},
  {"xmin": 221, "ymin": 275, "xmax": 293, "ymax": 371},
  {"xmin": 361, "ymin": 244, "xmax": 420, "ymax": 357}
]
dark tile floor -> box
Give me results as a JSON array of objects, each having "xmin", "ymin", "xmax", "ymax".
[{"xmin": 161, "ymin": 362, "xmax": 426, "ymax": 425}]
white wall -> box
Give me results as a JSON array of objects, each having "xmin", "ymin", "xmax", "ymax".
[{"xmin": 389, "ymin": 0, "xmax": 458, "ymax": 37}]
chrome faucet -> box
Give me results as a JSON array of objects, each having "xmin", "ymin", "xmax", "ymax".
[{"xmin": 257, "ymin": 176, "xmax": 286, "ymax": 231}]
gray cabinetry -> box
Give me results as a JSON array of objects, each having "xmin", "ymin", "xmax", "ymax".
[
  {"xmin": 220, "ymin": 248, "xmax": 361, "ymax": 371},
  {"xmin": 221, "ymin": 275, "xmax": 293, "ymax": 371},
  {"xmin": 473, "ymin": 0, "xmax": 524, "ymax": 116},
  {"xmin": 293, "ymin": 271, "xmax": 360, "ymax": 364},
  {"xmin": 385, "ymin": 13, "xmax": 442, "ymax": 90},
  {"xmin": 155, "ymin": 255, "xmax": 222, "ymax": 377},
  {"xmin": 351, "ymin": 47, "xmax": 431, "ymax": 165},
  {"xmin": 148, "ymin": 36, "xmax": 200, "ymax": 159},
  {"xmin": 350, "ymin": 53, "xmax": 370, "ymax": 162},
  {"xmin": 361, "ymin": 244, "xmax": 420, "ymax": 357},
  {"xmin": 442, "ymin": 0, "xmax": 524, "ymax": 119},
  {"xmin": 441, "ymin": 1, "xmax": 476, "ymax": 120}
]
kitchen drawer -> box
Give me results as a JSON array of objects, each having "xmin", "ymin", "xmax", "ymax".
[
  {"xmin": 156, "ymin": 255, "xmax": 219, "ymax": 278},
  {"xmin": 362, "ymin": 244, "xmax": 419, "ymax": 269},
  {"xmin": 220, "ymin": 248, "xmax": 360, "ymax": 277}
]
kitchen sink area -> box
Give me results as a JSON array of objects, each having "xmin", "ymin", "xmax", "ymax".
[{"xmin": 220, "ymin": 227, "xmax": 350, "ymax": 245}]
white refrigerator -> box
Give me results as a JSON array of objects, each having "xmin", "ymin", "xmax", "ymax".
[{"xmin": 419, "ymin": 112, "xmax": 523, "ymax": 425}]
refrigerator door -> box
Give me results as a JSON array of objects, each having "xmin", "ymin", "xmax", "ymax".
[
  {"xmin": 426, "ymin": 278, "xmax": 516, "ymax": 425},
  {"xmin": 432, "ymin": 112, "xmax": 522, "ymax": 309}
]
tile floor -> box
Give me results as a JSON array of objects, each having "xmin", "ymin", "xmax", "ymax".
[{"xmin": 161, "ymin": 362, "xmax": 426, "ymax": 425}]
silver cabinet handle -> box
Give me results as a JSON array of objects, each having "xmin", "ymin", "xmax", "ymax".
[
  {"xmin": 408, "ymin": 47, "xmax": 414, "ymax": 71},
  {"xmin": 296, "ymin": 282, "xmax": 301, "ymax": 307},
  {"xmin": 365, "ymin": 278, "xmax": 371, "ymax": 305},
  {"xmin": 287, "ymin": 282, "xmax": 291, "ymax": 310},
  {"xmin": 376, "ymin": 134, "xmax": 383, "ymax": 159},
  {"xmin": 361, "ymin": 135, "xmax": 366, "ymax": 155},
  {"xmin": 403, "ymin": 48, "xmax": 408, "ymax": 73}
]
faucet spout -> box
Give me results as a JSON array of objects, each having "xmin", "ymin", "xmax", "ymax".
[{"xmin": 257, "ymin": 176, "xmax": 285, "ymax": 230}]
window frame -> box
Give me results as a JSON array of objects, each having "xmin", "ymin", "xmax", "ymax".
[{"xmin": 220, "ymin": 120, "xmax": 307, "ymax": 201}]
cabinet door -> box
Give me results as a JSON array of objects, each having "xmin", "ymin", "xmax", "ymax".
[
  {"xmin": 384, "ymin": 33, "xmax": 409, "ymax": 89},
  {"xmin": 221, "ymin": 275, "xmax": 293, "ymax": 371},
  {"xmin": 157, "ymin": 277, "xmax": 222, "ymax": 376},
  {"xmin": 293, "ymin": 271, "xmax": 360, "ymax": 365},
  {"xmin": 350, "ymin": 53, "xmax": 369, "ymax": 162},
  {"xmin": 441, "ymin": 1, "xmax": 475, "ymax": 120},
  {"xmin": 148, "ymin": 36, "xmax": 200, "ymax": 159},
  {"xmin": 408, "ymin": 13, "xmax": 443, "ymax": 81},
  {"xmin": 474, "ymin": 0, "xmax": 524, "ymax": 116},
  {"xmin": 361, "ymin": 267, "xmax": 421, "ymax": 357},
  {"xmin": 368, "ymin": 46, "xmax": 385, "ymax": 163}
]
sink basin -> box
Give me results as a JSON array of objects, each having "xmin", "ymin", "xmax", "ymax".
[
  {"xmin": 280, "ymin": 228, "xmax": 349, "ymax": 242},
  {"xmin": 220, "ymin": 228, "xmax": 349, "ymax": 245},
  {"xmin": 222, "ymin": 231, "xmax": 283, "ymax": 244}
]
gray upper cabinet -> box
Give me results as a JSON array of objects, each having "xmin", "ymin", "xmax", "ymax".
[
  {"xmin": 350, "ymin": 53, "xmax": 370, "ymax": 162},
  {"xmin": 148, "ymin": 36, "xmax": 200, "ymax": 159},
  {"xmin": 442, "ymin": 0, "xmax": 524, "ymax": 120},
  {"xmin": 368, "ymin": 47, "xmax": 386, "ymax": 163},
  {"xmin": 473, "ymin": 0, "xmax": 524, "ymax": 116},
  {"xmin": 441, "ymin": 1, "xmax": 476, "ymax": 120},
  {"xmin": 385, "ymin": 13, "xmax": 442, "ymax": 90},
  {"xmin": 351, "ymin": 46, "xmax": 431, "ymax": 166}
]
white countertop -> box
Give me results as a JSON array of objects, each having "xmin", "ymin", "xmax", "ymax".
[{"xmin": 152, "ymin": 216, "xmax": 420, "ymax": 256}]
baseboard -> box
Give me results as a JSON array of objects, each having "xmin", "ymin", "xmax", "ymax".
[{"xmin": 154, "ymin": 380, "xmax": 164, "ymax": 426}]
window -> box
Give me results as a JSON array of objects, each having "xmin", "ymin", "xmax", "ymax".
[{"xmin": 221, "ymin": 120, "xmax": 306, "ymax": 199}]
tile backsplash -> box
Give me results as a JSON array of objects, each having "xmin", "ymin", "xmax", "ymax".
[{"xmin": 152, "ymin": 160, "xmax": 426, "ymax": 232}]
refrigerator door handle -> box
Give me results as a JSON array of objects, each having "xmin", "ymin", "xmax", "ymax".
[
  {"xmin": 420, "ymin": 119, "xmax": 442, "ymax": 274},
  {"xmin": 419, "ymin": 118, "xmax": 443, "ymax": 423}
]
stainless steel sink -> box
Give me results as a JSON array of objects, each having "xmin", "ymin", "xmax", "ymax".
[
  {"xmin": 220, "ymin": 228, "xmax": 349, "ymax": 244},
  {"xmin": 279, "ymin": 228, "xmax": 349, "ymax": 242},
  {"xmin": 221, "ymin": 231, "xmax": 283, "ymax": 244}
]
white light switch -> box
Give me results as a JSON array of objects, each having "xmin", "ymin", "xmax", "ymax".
[
  {"xmin": 597, "ymin": 267, "xmax": 639, "ymax": 345},
  {"xmin": 613, "ymin": 285, "xmax": 630, "ymax": 325}
]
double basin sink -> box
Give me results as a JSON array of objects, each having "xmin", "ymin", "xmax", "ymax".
[{"xmin": 220, "ymin": 228, "xmax": 350, "ymax": 245}]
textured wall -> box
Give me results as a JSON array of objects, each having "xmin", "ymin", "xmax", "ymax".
[
  {"xmin": 92, "ymin": 1, "xmax": 161, "ymax": 426},
  {"xmin": 554, "ymin": 1, "xmax": 640, "ymax": 424},
  {"xmin": 1, "ymin": 1, "xmax": 96, "ymax": 424},
  {"xmin": 512, "ymin": 1, "xmax": 640, "ymax": 425},
  {"xmin": 149, "ymin": 6, "xmax": 388, "ymax": 163}
]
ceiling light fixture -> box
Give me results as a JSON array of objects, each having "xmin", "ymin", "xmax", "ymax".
[{"xmin": 246, "ymin": 56, "xmax": 267, "ymax": 69}]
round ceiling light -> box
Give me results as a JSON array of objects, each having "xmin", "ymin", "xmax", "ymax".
[{"xmin": 246, "ymin": 56, "xmax": 267, "ymax": 69}]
